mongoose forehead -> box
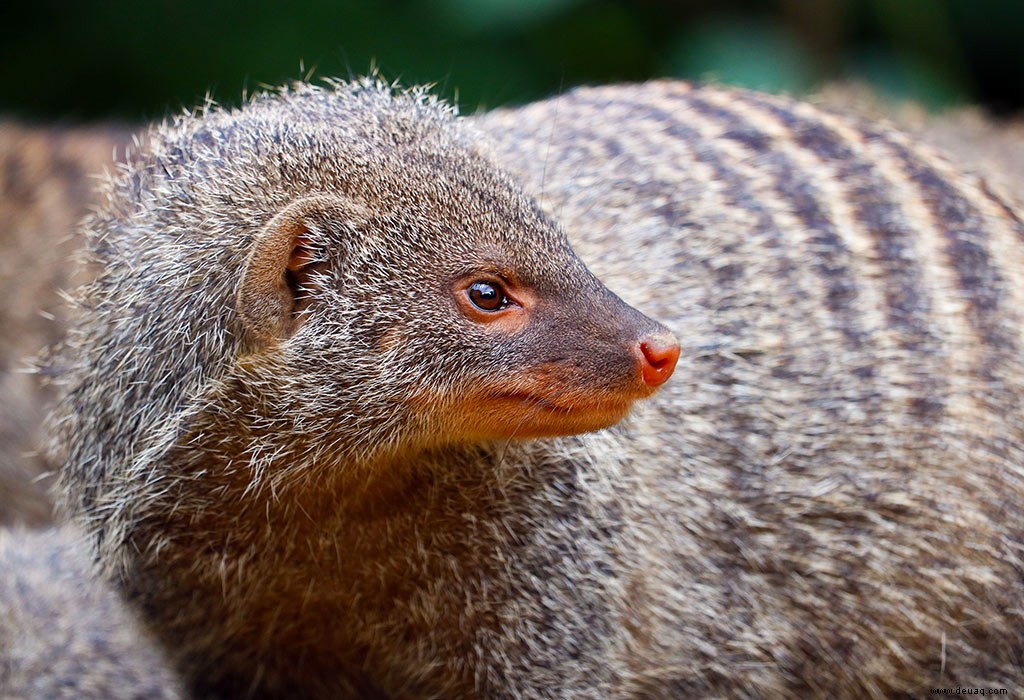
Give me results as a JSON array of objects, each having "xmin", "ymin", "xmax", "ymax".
[{"xmin": 47, "ymin": 79, "xmax": 1024, "ymax": 698}]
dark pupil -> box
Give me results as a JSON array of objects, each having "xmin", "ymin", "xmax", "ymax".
[{"xmin": 469, "ymin": 281, "xmax": 503, "ymax": 311}]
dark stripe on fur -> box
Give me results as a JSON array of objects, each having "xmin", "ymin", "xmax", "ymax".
[
  {"xmin": 684, "ymin": 94, "xmax": 868, "ymax": 351},
  {"xmin": 881, "ymin": 136, "xmax": 1016, "ymax": 375},
  {"xmin": 739, "ymin": 93, "xmax": 947, "ymax": 418}
]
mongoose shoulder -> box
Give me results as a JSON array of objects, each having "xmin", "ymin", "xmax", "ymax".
[
  {"xmin": 50, "ymin": 79, "xmax": 1024, "ymax": 698},
  {"xmin": 0, "ymin": 527, "xmax": 184, "ymax": 699}
]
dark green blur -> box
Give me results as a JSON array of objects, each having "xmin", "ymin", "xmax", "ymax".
[{"xmin": 1, "ymin": 0, "xmax": 1020, "ymax": 122}]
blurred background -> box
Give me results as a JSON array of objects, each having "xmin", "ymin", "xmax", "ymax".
[{"xmin": 1, "ymin": 0, "xmax": 1021, "ymax": 123}]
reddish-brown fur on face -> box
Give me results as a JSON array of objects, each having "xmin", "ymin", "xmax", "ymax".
[{"xmin": 455, "ymin": 386, "xmax": 637, "ymax": 440}]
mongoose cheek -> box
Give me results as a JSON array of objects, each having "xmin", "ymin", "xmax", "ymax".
[
  {"xmin": 439, "ymin": 334, "xmax": 679, "ymax": 440},
  {"xmin": 467, "ymin": 357, "xmax": 677, "ymax": 439}
]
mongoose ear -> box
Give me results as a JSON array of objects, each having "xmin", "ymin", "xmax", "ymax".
[{"xmin": 238, "ymin": 195, "xmax": 352, "ymax": 343}]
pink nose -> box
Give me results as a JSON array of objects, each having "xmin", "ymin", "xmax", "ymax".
[{"xmin": 638, "ymin": 333, "xmax": 680, "ymax": 387}]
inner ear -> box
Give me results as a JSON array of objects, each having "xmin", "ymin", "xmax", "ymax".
[
  {"xmin": 284, "ymin": 232, "xmax": 325, "ymax": 316},
  {"xmin": 238, "ymin": 194, "xmax": 353, "ymax": 344}
]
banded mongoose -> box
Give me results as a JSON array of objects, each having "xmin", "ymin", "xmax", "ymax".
[
  {"xmin": 46, "ymin": 78, "xmax": 1024, "ymax": 698},
  {"xmin": 0, "ymin": 527, "xmax": 184, "ymax": 699},
  {"xmin": 0, "ymin": 82, "xmax": 1017, "ymax": 697},
  {"xmin": 1, "ymin": 93, "xmax": 1019, "ymax": 526}
]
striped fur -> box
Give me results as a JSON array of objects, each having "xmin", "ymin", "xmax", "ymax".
[{"xmin": 479, "ymin": 81, "xmax": 1024, "ymax": 695}]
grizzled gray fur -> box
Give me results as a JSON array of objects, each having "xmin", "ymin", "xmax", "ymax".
[{"xmin": 41, "ymin": 78, "xmax": 1024, "ymax": 698}]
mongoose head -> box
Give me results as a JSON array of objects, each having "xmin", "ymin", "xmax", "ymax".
[{"xmin": 56, "ymin": 79, "xmax": 679, "ymax": 484}]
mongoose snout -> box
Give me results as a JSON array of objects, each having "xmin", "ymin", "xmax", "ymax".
[{"xmin": 451, "ymin": 267, "xmax": 678, "ymax": 438}]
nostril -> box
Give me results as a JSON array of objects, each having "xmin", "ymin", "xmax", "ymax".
[
  {"xmin": 641, "ymin": 339, "xmax": 678, "ymax": 369},
  {"xmin": 638, "ymin": 333, "xmax": 680, "ymax": 387}
]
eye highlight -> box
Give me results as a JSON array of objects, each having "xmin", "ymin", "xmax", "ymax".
[{"xmin": 468, "ymin": 281, "xmax": 508, "ymax": 311}]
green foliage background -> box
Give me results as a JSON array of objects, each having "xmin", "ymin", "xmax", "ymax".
[{"xmin": 2, "ymin": 0, "xmax": 1021, "ymax": 122}]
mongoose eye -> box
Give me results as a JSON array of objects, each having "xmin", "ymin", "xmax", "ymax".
[{"xmin": 467, "ymin": 281, "xmax": 508, "ymax": 312}]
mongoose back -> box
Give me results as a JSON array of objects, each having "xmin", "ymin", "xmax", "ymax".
[{"xmin": 50, "ymin": 79, "xmax": 1024, "ymax": 698}]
